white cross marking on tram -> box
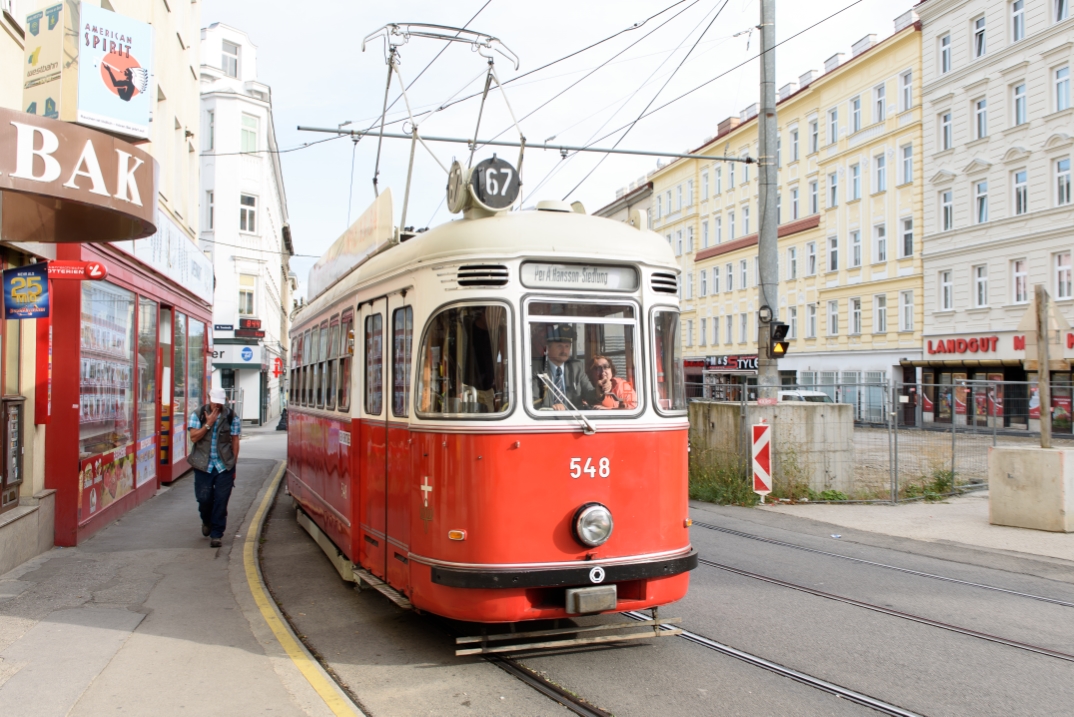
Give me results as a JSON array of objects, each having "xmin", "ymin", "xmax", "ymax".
[{"xmin": 421, "ymin": 476, "xmax": 433, "ymax": 507}]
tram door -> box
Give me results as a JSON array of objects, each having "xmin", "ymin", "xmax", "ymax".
[
  {"xmin": 385, "ymin": 294, "xmax": 413, "ymax": 593},
  {"xmin": 359, "ymin": 300, "xmax": 388, "ymax": 579}
]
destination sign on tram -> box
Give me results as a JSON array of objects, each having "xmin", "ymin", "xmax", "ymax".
[{"xmin": 520, "ymin": 262, "xmax": 639, "ymax": 291}]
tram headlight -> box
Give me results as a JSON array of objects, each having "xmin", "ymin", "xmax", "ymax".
[{"xmin": 573, "ymin": 503, "xmax": 614, "ymax": 548}]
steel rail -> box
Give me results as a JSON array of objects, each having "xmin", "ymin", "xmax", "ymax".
[
  {"xmin": 692, "ymin": 521, "xmax": 1074, "ymax": 608},
  {"xmin": 297, "ymin": 125, "xmax": 753, "ymax": 162},
  {"xmin": 489, "ymin": 657, "xmax": 615, "ymax": 717},
  {"xmin": 622, "ymin": 611, "xmax": 924, "ymax": 717},
  {"xmin": 701, "ymin": 559, "xmax": 1074, "ymax": 664}
]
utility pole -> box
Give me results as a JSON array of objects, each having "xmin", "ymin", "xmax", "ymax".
[{"xmin": 756, "ymin": 0, "xmax": 779, "ymax": 396}]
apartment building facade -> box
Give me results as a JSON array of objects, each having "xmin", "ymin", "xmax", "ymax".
[
  {"xmin": 649, "ymin": 13, "xmax": 923, "ymax": 412},
  {"xmin": 919, "ymin": 0, "xmax": 1074, "ymax": 428}
]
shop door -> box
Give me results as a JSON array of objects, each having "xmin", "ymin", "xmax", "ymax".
[
  {"xmin": 385, "ymin": 294, "xmax": 412, "ymax": 594},
  {"xmin": 901, "ymin": 366, "xmax": 917, "ymax": 427},
  {"xmin": 159, "ymin": 309, "xmax": 173, "ymax": 466}
]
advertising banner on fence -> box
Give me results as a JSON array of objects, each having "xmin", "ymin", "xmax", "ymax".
[
  {"xmin": 3, "ymin": 263, "xmax": 49, "ymax": 320},
  {"xmin": 76, "ymin": 3, "xmax": 154, "ymax": 139}
]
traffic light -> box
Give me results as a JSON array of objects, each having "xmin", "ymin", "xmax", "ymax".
[{"xmin": 769, "ymin": 321, "xmax": 790, "ymax": 358}]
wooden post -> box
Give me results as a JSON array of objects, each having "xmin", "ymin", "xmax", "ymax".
[{"xmin": 1037, "ymin": 285, "xmax": 1052, "ymax": 449}]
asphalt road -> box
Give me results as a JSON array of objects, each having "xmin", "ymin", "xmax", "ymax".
[{"xmin": 258, "ymin": 434, "xmax": 1074, "ymax": 716}]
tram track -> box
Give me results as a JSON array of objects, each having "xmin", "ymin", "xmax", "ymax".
[
  {"xmin": 488, "ymin": 656, "xmax": 614, "ymax": 717},
  {"xmin": 698, "ymin": 558, "xmax": 1074, "ymax": 664},
  {"xmin": 692, "ymin": 520, "xmax": 1074, "ymax": 608},
  {"xmin": 621, "ymin": 611, "xmax": 924, "ymax": 717}
]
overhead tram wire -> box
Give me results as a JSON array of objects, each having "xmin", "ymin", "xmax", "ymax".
[
  {"xmin": 561, "ymin": 0, "xmax": 732, "ymax": 199},
  {"xmin": 199, "ymin": 134, "xmax": 347, "ymax": 158}
]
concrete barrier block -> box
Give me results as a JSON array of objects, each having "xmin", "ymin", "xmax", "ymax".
[{"xmin": 988, "ymin": 446, "xmax": 1074, "ymax": 533}]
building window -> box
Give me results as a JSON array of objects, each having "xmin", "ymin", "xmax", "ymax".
[
  {"xmin": 829, "ymin": 173, "xmax": 839, "ymax": 207},
  {"xmin": 713, "ymin": 317, "xmax": 720, "ymax": 344},
  {"xmin": 874, "ymin": 295, "xmax": 888, "ymax": 332},
  {"xmin": 1013, "ymin": 259, "xmax": 1029, "ymax": 303},
  {"xmin": 700, "ymin": 269, "xmax": 707, "ymax": 296},
  {"xmin": 791, "ymin": 129, "xmax": 799, "ymax": 161},
  {"xmin": 777, "ymin": 135, "xmax": 782, "ymax": 168},
  {"xmin": 715, "ymin": 167, "xmax": 722, "ymax": 194},
  {"xmin": 874, "ymin": 224, "xmax": 887, "ymax": 263},
  {"xmin": 1012, "ymin": 0, "xmax": 1025, "ymax": 42},
  {"xmin": 1056, "ymin": 252, "xmax": 1072, "ymax": 298},
  {"xmin": 655, "ymin": 195, "xmax": 662, "ymax": 219},
  {"xmin": 851, "ymin": 230, "xmax": 862, "ymax": 267},
  {"xmin": 974, "ymin": 16, "xmax": 987, "ymax": 58},
  {"xmin": 676, "ymin": 231, "xmax": 683, "ymax": 256},
  {"xmin": 829, "ymin": 109, "xmax": 838, "ymax": 144},
  {"xmin": 686, "ymin": 272, "xmax": 694, "ymax": 299},
  {"xmin": 702, "ymin": 171, "xmax": 709, "ymax": 200},
  {"xmin": 810, "ymin": 181, "xmax": 819, "ymax": 214},
  {"xmin": 729, "ymin": 210, "xmax": 736, "ymax": 239},
  {"xmin": 850, "ymin": 298, "xmax": 862, "ymax": 334},
  {"xmin": 777, "ymin": 193, "xmax": 782, "ymax": 223},
  {"xmin": 806, "ymin": 304, "xmax": 817, "ymax": 338},
  {"xmin": 827, "ymin": 300, "xmax": 839, "ymax": 335},
  {"xmin": 851, "ymin": 97, "xmax": 862, "ymax": 133},
  {"xmin": 240, "ymin": 194, "xmax": 257, "ymax": 232},
  {"xmin": 901, "ymin": 71, "xmax": 913, "ymax": 111},
  {"xmin": 676, "ymin": 185, "xmax": 683, "ymax": 211},
  {"xmin": 206, "ymin": 191, "xmax": 214, "ymax": 230},
  {"xmin": 940, "ymin": 270, "xmax": 953, "ymax": 310},
  {"xmin": 222, "ymin": 40, "xmax": 240, "ymax": 78},
  {"xmin": 975, "ymin": 99, "xmax": 988, "ymax": 139},
  {"xmin": 666, "ymin": 190, "xmax": 672, "ymax": 212},
  {"xmin": 685, "ymin": 319, "xmax": 693, "ymax": 347},
  {"xmin": 810, "ymin": 120, "xmax": 819, "ymax": 153},
  {"xmin": 239, "ymin": 274, "xmax": 255, "ymax": 315},
  {"xmin": 739, "ymin": 313, "xmax": 748, "ymax": 343},
  {"xmin": 1057, "ymin": 66, "xmax": 1070, "ymax": 111},
  {"xmin": 976, "ymin": 180, "xmax": 989, "ymax": 223},
  {"xmin": 726, "ymin": 315, "xmax": 733, "ymax": 344},
  {"xmin": 900, "ymin": 291, "xmax": 914, "ymax": 331},
  {"xmin": 1058, "ymin": 0, "xmax": 1070, "ymax": 22},
  {"xmin": 702, "ymin": 221, "xmax": 709, "ymax": 249},
  {"xmin": 828, "ymin": 236, "xmax": 839, "ymax": 272},
  {"xmin": 806, "ymin": 242, "xmax": 817, "ymax": 275},
  {"xmin": 900, "ymin": 217, "xmax": 914, "ymax": 258},
  {"xmin": 1057, "ymin": 158, "xmax": 1072, "ymax": 205},
  {"xmin": 975, "ymin": 265, "xmax": 989, "ymax": 306},
  {"xmin": 687, "ymin": 179, "xmax": 695, "ymax": 206},
  {"xmin": 788, "ymin": 307, "xmax": 798, "ymax": 339},
  {"xmin": 241, "ymin": 113, "xmax": 259, "ymax": 153},
  {"xmin": 940, "ymin": 34, "xmax": 952, "ymax": 74},
  {"xmin": 740, "ymin": 260, "xmax": 748, "ymax": 288},
  {"xmin": 941, "ymin": 112, "xmax": 953, "ymax": 150},
  {"xmin": 742, "ymin": 157, "xmax": 750, "ymax": 183},
  {"xmin": 875, "ymin": 154, "xmax": 887, "ymax": 192},
  {"xmin": 726, "ymin": 263, "xmax": 734, "ymax": 292},
  {"xmin": 941, "ymin": 190, "xmax": 954, "ymax": 230},
  {"xmin": 712, "ymin": 267, "xmax": 720, "ymax": 293},
  {"xmin": 1014, "ymin": 169, "xmax": 1029, "ymax": 215},
  {"xmin": 1014, "ymin": 83, "xmax": 1027, "ymax": 125},
  {"xmin": 791, "ymin": 187, "xmax": 799, "ymax": 220},
  {"xmin": 788, "ymin": 246, "xmax": 798, "ymax": 279},
  {"xmin": 875, "ymin": 84, "xmax": 886, "ymax": 122},
  {"xmin": 901, "ymin": 144, "xmax": 913, "ymax": 183},
  {"xmin": 207, "ymin": 110, "xmax": 215, "ymax": 151},
  {"xmin": 715, "ymin": 216, "xmax": 723, "ymax": 243},
  {"xmin": 700, "ymin": 318, "xmax": 707, "ymax": 346},
  {"xmin": 687, "ymin": 226, "xmax": 694, "ymax": 253},
  {"xmin": 742, "ymin": 205, "xmax": 750, "ymax": 234}
]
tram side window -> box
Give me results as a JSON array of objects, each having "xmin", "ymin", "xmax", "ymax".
[
  {"xmin": 291, "ymin": 333, "xmax": 301, "ymax": 405},
  {"xmin": 652, "ymin": 309, "xmax": 686, "ymax": 413},
  {"xmin": 365, "ymin": 314, "xmax": 383, "ymax": 415},
  {"xmin": 302, "ymin": 329, "xmax": 312, "ymax": 405},
  {"xmin": 339, "ymin": 313, "xmax": 353, "ymax": 411},
  {"xmin": 317, "ymin": 321, "xmax": 329, "ymax": 408},
  {"xmin": 325, "ymin": 318, "xmax": 339, "ymax": 410},
  {"xmin": 416, "ymin": 304, "xmax": 510, "ymax": 416},
  {"xmin": 527, "ymin": 302, "xmax": 640, "ymax": 413},
  {"xmin": 392, "ymin": 306, "xmax": 413, "ymax": 417},
  {"xmin": 310, "ymin": 326, "xmax": 321, "ymax": 407}
]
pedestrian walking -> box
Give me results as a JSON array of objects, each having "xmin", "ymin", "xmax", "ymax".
[{"xmin": 188, "ymin": 387, "xmax": 241, "ymax": 548}]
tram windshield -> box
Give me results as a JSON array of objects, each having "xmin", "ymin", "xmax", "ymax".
[
  {"xmin": 527, "ymin": 301, "xmax": 639, "ymax": 414},
  {"xmin": 416, "ymin": 304, "xmax": 510, "ymax": 416}
]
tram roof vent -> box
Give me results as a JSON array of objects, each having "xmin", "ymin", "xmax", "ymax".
[
  {"xmin": 457, "ymin": 264, "xmax": 510, "ymax": 288},
  {"xmin": 651, "ymin": 272, "xmax": 678, "ymax": 294}
]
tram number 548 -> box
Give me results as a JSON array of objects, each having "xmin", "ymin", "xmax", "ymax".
[{"xmin": 569, "ymin": 457, "xmax": 610, "ymax": 479}]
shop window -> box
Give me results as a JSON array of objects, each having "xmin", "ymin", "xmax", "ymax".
[
  {"xmin": 417, "ymin": 305, "xmax": 510, "ymax": 416},
  {"xmin": 325, "ymin": 318, "xmax": 339, "ymax": 410},
  {"xmin": 186, "ymin": 320, "xmax": 205, "ymax": 455},
  {"xmin": 173, "ymin": 312, "xmax": 187, "ymax": 463},
  {"xmin": 365, "ymin": 314, "xmax": 383, "ymax": 415},
  {"xmin": 239, "ymin": 274, "xmax": 255, "ymax": 314},
  {"xmin": 137, "ymin": 298, "xmax": 158, "ymax": 486},
  {"xmin": 339, "ymin": 313, "xmax": 353, "ymax": 411},
  {"xmin": 79, "ymin": 282, "xmax": 136, "ymax": 464},
  {"xmin": 392, "ymin": 307, "xmax": 413, "ymax": 417}
]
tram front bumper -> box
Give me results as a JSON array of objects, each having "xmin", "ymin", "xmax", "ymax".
[{"xmin": 428, "ymin": 549, "xmax": 698, "ymax": 589}]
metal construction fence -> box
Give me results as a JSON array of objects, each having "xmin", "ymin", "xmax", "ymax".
[{"xmin": 686, "ymin": 378, "xmax": 1056, "ymax": 503}]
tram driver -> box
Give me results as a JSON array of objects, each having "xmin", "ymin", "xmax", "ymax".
[{"xmin": 532, "ymin": 324, "xmax": 599, "ymax": 411}]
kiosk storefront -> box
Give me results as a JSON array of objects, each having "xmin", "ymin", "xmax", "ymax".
[{"xmin": 701, "ymin": 354, "xmax": 759, "ymax": 400}]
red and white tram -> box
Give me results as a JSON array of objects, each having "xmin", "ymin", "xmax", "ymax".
[{"xmin": 287, "ymin": 182, "xmax": 696, "ymax": 624}]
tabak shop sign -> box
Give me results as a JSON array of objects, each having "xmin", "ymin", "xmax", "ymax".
[{"xmin": 0, "ymin": 107, "xmax": 156, "ymax": 243}]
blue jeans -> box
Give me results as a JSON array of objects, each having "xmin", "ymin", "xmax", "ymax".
[{"xmin": 194, "ymin": 467, "xmax": 235, "ymax": 540}]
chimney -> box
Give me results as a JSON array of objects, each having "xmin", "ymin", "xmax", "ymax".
[
  {"xmin": 799, "ymin": 69, "xmax": 818, "ymax": 88},
  {"xmin": 894, "ymin": 10, "xmax": 919, "ymax": 32},
  {"xmin": 717, "ymin": 116, "xmax": 741, "ymax": 137},
  {"xmin": 824, "ymin": 53, "xmax": 845, "ymax": 73},
  {"xmin": 739, "ymin": 103, "xmax": 759, "ymax": 121},
  {"xmin": 851, "ymin": 34, "xmax": 877, "ymax": 57},
  {"xmin": 778, "ymin": 82, "xmax": 798, "ymax": 101}
]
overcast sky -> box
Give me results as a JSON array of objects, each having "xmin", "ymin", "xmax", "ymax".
[{"xmin": 201, "ymin": 0, "xmax": 913, "ymax": 299}]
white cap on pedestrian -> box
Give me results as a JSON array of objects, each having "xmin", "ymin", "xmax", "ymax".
[{"xmin": 210, "ymin": 388, "xmax": 227, "ymax": 405}]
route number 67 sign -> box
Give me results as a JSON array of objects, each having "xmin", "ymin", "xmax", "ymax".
[{"xmin": 469, "ymin": 156, "xmax": 520, "ymax": 211}]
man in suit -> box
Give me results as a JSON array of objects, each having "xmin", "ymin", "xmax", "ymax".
[{"xmin": 532, "ymin": 324, "xmax": 599, "ymax": 410}]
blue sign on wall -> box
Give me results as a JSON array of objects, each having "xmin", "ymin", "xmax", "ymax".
[
  {"xmin": 241, "ymin": 347, "xmax": 254, "ymax": 362},
  {"xmin": 4, "ymin": 262, "xmax": 49, "ymax": 320}
]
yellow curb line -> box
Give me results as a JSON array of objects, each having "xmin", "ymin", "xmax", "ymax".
[{"xmin": 243, "ymin": 461, "xmax": 362, "ymax": 717}]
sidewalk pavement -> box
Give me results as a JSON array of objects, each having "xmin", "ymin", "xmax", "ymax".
[
  {"xmin": 756, "ymin": 490, "xmax": 1074, "ymax": 564},
  {"xmin": 0, "ymin": 425, "xmax": 359, "ymax": 717}
]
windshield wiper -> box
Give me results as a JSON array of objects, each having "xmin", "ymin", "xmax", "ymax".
[{"xmin": 537, "ymin": 373, "xmax": 596, "ymax": 435}]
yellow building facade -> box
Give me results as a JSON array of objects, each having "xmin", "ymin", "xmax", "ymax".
[{"xmin": 650, "ymin": 13, "xmax": 923, "ymax": 413}]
